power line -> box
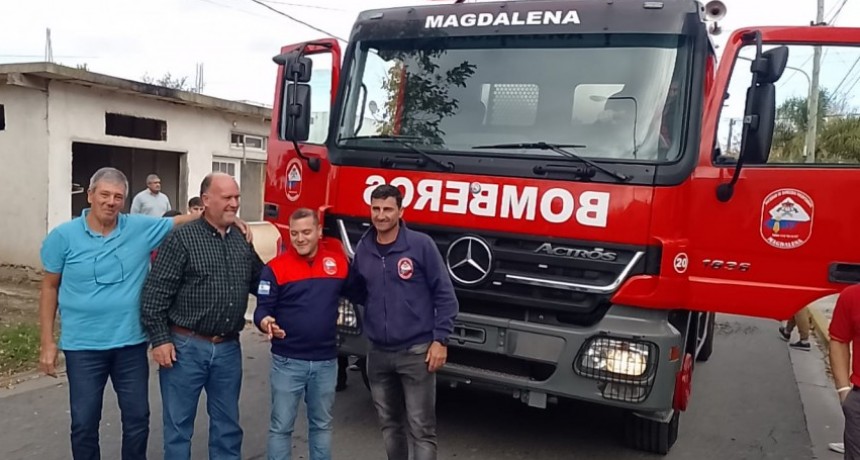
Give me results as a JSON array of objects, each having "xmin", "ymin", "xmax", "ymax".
[
  {"xmin": 247, "ymin": 0, "xmax": 348, "ymax": 43},
  {"xmin": 258, "ymin": 0, "xmax": 350, "ymax": 12},
  {"xmin": 833, "ymin": 55, "xmax": 860, "ymax": 96},
  {"xmin": 827, "ymin": 0, "xmax": 849, "ymax": 24}
]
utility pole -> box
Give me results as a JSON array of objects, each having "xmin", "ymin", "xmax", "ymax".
[
  {"xmin": 44, "ymin": 28, "xmax": 54, "ymax": 63},
  {"xmin": 804, "ymin": 0, "xmax": 825, "ymax": 163}
]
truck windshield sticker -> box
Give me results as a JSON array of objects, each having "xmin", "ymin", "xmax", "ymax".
[
  {"xmin": 760, "ymin": 189, "xmax": 814, "ymax": 249},
  {"xmin": 424, "ymin": 10, "xmax": 581, "ymax": 29}
]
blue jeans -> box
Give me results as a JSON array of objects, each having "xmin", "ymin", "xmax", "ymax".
[
  {"xmin": 64, "ymin": 342, "xmax": 150, "ymax": 460},
  {"xmin": 159, "ymin": 332, "xmax": 243, "ymax": 460},
  {"xmin": 268, "ymin": 355, "xmax": 337, "ymax": 460}
]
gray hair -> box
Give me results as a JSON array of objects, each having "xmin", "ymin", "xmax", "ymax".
[
  {"xmin": 88, "ymin": 167, "xmax": 129, "ymax": 194},
  {"xmin": 146, "ymin": 174, "xmax": 160, "ymax": 184}
]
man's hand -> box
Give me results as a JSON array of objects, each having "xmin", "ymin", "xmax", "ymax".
[
  {"xmin": 235, "ymin": 218, "xmax": 254, "ymax": 244},
  {"xmin": 39, "ymin": 342, "xmax": 59, "ymax": 377},
  {"xmin": 840, "ymin": 388, "xmax": 852, "ymax": 403},
  {"xmin": 426, "ymin": 341, "xmax": 448, "ymax": 373},
  {"xmin": 152, "ymin": 343, "xmax": 177, "ymax": 368},
  {"xmin": 260, "ymin": 316, "xmax": 286, "ymax": 340}
]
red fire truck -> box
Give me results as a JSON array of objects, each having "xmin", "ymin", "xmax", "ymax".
[{"xmin": 259, "ymin": 0, "xmax": 860, "ymax": 453}]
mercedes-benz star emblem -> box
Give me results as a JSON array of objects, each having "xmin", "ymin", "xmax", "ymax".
[{"xmin": 446, "ymin": 236, "xmax": 493, "ymax": 286}]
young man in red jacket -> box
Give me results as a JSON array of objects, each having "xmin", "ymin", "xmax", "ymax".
[
  {"xmin": 830, "ymin": 284, "xmax": 860, "ymax": 460},
  {"xmin": 254, "ymin": 208, "xmax": 350, "ymax": 460}
]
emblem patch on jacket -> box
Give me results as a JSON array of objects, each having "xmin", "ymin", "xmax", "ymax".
[
  {"xmin": 398, "ymin": 257, "xmax": 414, "ymax": 280},
  {"xmin": 323, "ymin": 257, "xmax": 337, "ymax": 275}
]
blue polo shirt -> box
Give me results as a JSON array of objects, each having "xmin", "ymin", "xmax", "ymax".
[{"xmin": 40, "ymin": 210, "xmax": 174, "ymax": 351}]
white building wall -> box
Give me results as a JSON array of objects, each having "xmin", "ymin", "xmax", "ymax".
[
  {"xmin": 1, "ymin": 80, "xmax": 269, "ymax": 267},
  {"xmin": 0, "ymin": 85, "xmax": 50, "ymax": 266}
]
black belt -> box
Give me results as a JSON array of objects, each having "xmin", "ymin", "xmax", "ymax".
[{"xmin": 171, "ymin": 325, "xmax": 239, "ymax": 343}]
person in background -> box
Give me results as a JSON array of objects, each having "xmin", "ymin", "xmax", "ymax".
[
  {"xmin": 187, "ymin": 196, "xmax": 204, "ymax": 215},
  {"xmin": 778, "ymin": 307, "xmax": 812, "ymax": 351},
  {"xmin": 130, "ymin": 174, "xmax": 171, "ymax": 217}
]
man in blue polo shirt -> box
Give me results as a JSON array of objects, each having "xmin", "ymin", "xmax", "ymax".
[
  {"xmin": 253, "ymin": 207, "xmax": 350, "ymax": 460},
  {"xmin": 39, "ymin": 167, "xmax": 199, "ymax": 460}
]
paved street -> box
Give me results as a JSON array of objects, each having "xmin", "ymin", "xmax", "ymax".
[{"xmin": 0, "ymin": 314, "xmax": 832, "ymax": 459}]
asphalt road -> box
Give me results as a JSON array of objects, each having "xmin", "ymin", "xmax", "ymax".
[{"xmin": 0, "ymin": 314, "xmax": 814, "ymax": 459}]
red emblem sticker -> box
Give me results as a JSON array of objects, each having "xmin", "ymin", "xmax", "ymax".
[
  {"xmin": 285, "ymin": 158, "xmax": 302, "ymax": 202},
  {"xmin": 397, "ymin": 258, "xmax": 414, "ymax": 280},
  {"xmin": 760, "ymin": 189, "xmax": 814, "ymax": 249},
  {"xmin": 323, "ymin": 257, "xmax": 337, "ymax": 276}
]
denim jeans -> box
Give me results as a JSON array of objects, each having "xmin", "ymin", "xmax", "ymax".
[
  {"xmin": 64, "ymin": 342, "xmax": 150, "ymax": 460},
  {"xmin": 367, "ymin": 343, "xmax": 437, "ymax": 460},
  {"xmin": 268, "ymin": 355, "xmax": 337, "ymax": 460},
  {"xmin": 158, "ymin": 332, "xmax": 243, "ymax": 460}
]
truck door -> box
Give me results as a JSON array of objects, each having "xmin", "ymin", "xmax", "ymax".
[
  {"xmin": 684, "ymin": 27, "xmax": 860, "ymax": 320},
  {"xmin": 264, "ymin": 39, "xmax": 341, "ymax": 238}
]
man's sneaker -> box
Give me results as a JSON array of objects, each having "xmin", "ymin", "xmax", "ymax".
[
  {"xmin": 828, "ymin": 442, "xmax": 845, "ymax": 454},
  {"xmin": 789, "ymin": 340, "xmax": 811, "ymax": 351},
  {"xmin": 778, "ymin": 326, "xmax": 791, "ymax": 342}
]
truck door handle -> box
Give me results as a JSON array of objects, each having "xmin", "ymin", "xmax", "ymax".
[
  {"xmin": 829, "ymin": 262, "xmax": 860, "ymax": 284},
  {"xmin": 264, "ymin": 203, "xmax": 279, "ymax": 219}
]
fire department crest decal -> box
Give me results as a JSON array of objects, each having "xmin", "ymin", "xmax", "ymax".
[
  {"xmin": 323, "ymin": 257, "xmax": 337, "ymax": 275},
  {"xmin": 760, "ymin": 189, "xmax": 814, "ymax": 250},
  {"xmin": 397, "ymin": 258, "xmax": 414, "ymax": 280},
  {"xmin": 285, "ymin": 158, "xmax": 302, "ymax": 202}
]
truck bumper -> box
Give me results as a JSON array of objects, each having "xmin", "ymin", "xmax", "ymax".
[{"xmin": 338, "ymin": 305, "xmax": 684, "ymax": 413}]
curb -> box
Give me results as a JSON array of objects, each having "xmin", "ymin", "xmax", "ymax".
[{"xmin": 809, "ymin": 306, "xmax": 831, "ymax": 348}]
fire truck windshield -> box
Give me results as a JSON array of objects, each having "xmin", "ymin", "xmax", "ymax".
[{"xmin": 337, "ymin": 33, "xmax": 689, "ymax": 163}]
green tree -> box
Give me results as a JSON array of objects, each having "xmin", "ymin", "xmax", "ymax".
[
  {"xmin": 770, "ymin": 88, "xmax": 860, "ymax": 163},
  {"xmin": 142, "ymin": 72, "xmax": 190, "ymax": 91},
  {"xmin": 377, "ymin": 49, "xmax": 476, "ymax": 142}
]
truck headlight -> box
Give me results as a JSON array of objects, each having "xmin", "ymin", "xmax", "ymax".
[
  {"xmin": 575, "ymin": 337, "xmax": 656, "ymax": 381},
  {"xmin": 337, "ymin": 298, "xmax": 360, "ymax": 332}
]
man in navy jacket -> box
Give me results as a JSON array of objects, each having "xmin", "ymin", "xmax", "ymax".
[
  {"xmin": 348, "ymin": 184, "xmax": 459, "ymax": 460},
  {"xmin": 254, "ymin": 207, "xmax": 350, "ymax": 460}
]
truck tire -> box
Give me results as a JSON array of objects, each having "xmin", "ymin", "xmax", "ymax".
[
  {"xmin": 624, "ymin": 411, "xmax": 680, "ymax": 455},
  {"xmin": 696, "ymin": 312, "xmax": 716, "ymax": 362}
]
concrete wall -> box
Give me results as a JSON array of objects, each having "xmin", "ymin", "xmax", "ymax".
[
  {"xmin": 0, "ymin": 80, "xmax": 269, "ymax": 267},
  {"xmin": 0, "ymin": 85, "xmax": 50, "ymax": 266}
]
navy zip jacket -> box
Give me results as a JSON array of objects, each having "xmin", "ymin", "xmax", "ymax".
[
  {"xmin": 253, "ymin": 238, "xmax": 349, "ymax": 361},
  {"xmin": 348, "ymin": 222, "xmax": 459, "ymax": 351}
]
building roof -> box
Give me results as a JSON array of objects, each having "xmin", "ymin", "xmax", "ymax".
[{"xmin": 0, "ymin": 62, "xmax": 272, "ymax": 120}]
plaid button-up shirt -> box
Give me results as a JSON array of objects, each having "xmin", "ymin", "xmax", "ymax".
[{"xmin": 141, "ymin": 218, "xmax": 264, "ymax": 347}]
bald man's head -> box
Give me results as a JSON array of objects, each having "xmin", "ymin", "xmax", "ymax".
[{"xmin": 201, "ymin": 173, "xmax": 240, "ymax": 230}]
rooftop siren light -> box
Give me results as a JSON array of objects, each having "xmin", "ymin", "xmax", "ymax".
[{"xmin": 704, "ymin": 0, "xmax": 726, "ymax": 35}]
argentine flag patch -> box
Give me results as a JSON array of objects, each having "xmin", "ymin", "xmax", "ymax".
[{"xmin": 257, "ymin": 281, "xmax": 271, "ymax": 296}]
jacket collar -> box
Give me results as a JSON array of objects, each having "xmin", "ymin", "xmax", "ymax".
[{"xmin": 360, "ymin": 220, "xmax": 412, "ymax": 258}]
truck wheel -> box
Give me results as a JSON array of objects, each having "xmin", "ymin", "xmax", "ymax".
[
  {"xmin": 696, "ymin": 312, "xmax": 716, "ymax": 362},
  {"xmin": 624, "ymin": 411, "xmax": 680, "ymax": 455}
]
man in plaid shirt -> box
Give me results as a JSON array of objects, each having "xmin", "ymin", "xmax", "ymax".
[{"xmin": 142, "ymin": 172, "xmax": 264, "ymax": 460}]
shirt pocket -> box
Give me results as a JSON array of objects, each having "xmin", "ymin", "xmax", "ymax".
[{"xmin": 93, "ymin": 248, "xmax": 127, "ymax": 285}]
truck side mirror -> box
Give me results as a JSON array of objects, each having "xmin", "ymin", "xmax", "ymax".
[
  {"xmin": 275, "ymin": 52, "xmax": 314, "ymax": 142},
  {"xmin": 738, "ymin": 46, "xmax": 787, "ymax": 165}
]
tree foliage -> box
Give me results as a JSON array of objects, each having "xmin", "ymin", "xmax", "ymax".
[
  {"xmin": 377, "ymin": 49, "xmax": 476, "ymax": 142},
  {"xmin": 141, "ymin": 72, "xmax": 190, "ymax": 91},
  {"xmin": 770, "ymin": 88, "xmax": 860, "ymax": 163}
]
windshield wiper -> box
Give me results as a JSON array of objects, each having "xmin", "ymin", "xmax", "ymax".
[
  {"xmin": 472, "ymin": 142, "xmax": 630, "ymax": 182},
  {"xmin": 340, "ymin": 134, "xmax": 453, "ymax": 172}
]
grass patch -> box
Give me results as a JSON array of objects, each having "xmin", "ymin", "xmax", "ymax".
[{"xmin": 0, "ymin": 323, "xmax": 41, "ymax": 376}]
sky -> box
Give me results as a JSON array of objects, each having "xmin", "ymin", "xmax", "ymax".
[{"xmin": 0, "ymin": 0, "xmax": 858, "ymax": 110}]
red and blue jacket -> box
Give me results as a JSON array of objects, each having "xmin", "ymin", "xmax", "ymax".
[{"xmin": 253, "ymin": 238, "xmax": 349, "ymax": 361}]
